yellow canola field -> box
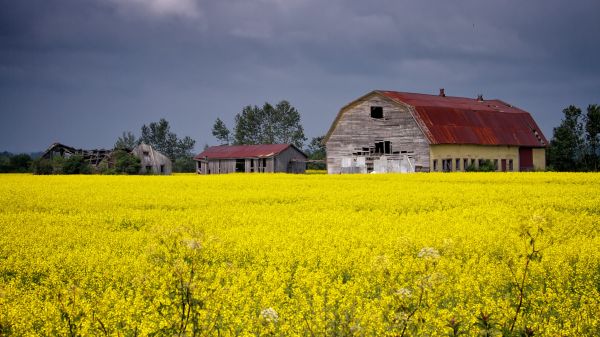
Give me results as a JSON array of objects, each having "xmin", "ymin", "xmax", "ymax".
[{"xmin": 0, "ymin": 173, "xmax": 599, "ymax": 336}]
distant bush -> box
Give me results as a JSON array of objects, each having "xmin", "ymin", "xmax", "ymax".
[
  {"xmin": 62, "ymin": 155, "xmax": 91, "ymax": 174},
  {"xmin": 174, "ymin": 157, "xmax": 195, "ymax": 173},
  {"xmin": 32, "ymin": 158, "xmax": 53, "ymax": 175},
  {"xmin": 0, "ymin": 153, "xmax": 32, "ymax": 173},
  {"xmin": 113, "ymin": 149, "xmax": 141, "ymax": 174}
]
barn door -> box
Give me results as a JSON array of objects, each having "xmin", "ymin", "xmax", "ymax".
[{"xmin": 519, "ymin": 147, "xmax": 533, "ymax": 171}]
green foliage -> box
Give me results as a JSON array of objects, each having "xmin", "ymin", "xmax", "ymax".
[
  {"xmin": 227, "ymin": 100, "xmax": 306, "ymax": 148},
  {"xmin": 139, "ymin": 119, "xmax": 196, "ymax": 163},
  {"xmin": 31, "ymin": 158, "xmax": 54, "ymax": 175},
  {"xmin": 212, "ymin": 118, "xmax": 231, "ymax": 145},
  {"xmin": 62, "ymin": 155, "xmax": 91, "ymax": 174},
  {"xmin": 0, "ymin": 152, "xmax": 32, "ymax": 173},
  {"xmin": 584, "ymin": 104, "xmax": 600, "ymax": 171},
  {"xmin": 174, "ymin": 157, "xmax": 196, "ymax": 173},
  {"xmin": 547, "ymin": 104, "xmax": 600, "ymax": 171},
  {"xmin": 306, "ymin": 136, "xmax": 326, "ymax": 170},
  {"xmin": 114, "ymin": 131, "xmax": 137, "ymax": 150},
  {"xmin": 113, "ymin": 150, "xmax": 141, "ymax": 175}
]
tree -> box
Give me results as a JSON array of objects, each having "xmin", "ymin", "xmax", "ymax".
[
  {"xmin": 584, "ymin": 104, "xmax": 600, "ymax": 170},
  {"xmin": 212, "ymin": 118, "xmax": 231, "ymax": 145},
  {"xmin": 547, "ymin": 105, "xmax": 585, "ymax": 171},
  {"xmin": 62, "ymin": 155, "xmax": 91, "ymax": 174},
  {"xmin": 31, "ymin": 158, "xmax": 53, "ymax": 175},
  {"xmin": 114, "ymin": 131, "xmax": 137, "ymax": 150},
  {"xmin": 229, "ymin": 100, "xmax": 306, "ymax": 148},
  {"xmin": 113, "ymin": 149, "xmax": 141, "ymax": 174},
  {"xmin": 306, "ymin": 136, "xmax": 326, "ymax": 170},
  {"xmin": 139, "ymin": 118, "xmax": 196, "ymax": 166},
  {"xmin": 9, "ymin": 154, "xmax": 32, "ymax": 173}
]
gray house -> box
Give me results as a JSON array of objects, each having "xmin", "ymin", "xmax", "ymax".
[{"xmin": 194, "ymin": 144, "xmax": 307, "ymax": 174}]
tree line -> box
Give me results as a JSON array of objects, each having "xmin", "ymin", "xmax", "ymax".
[
  {"xmin": 4, "ymin": 101, "xmax": 596, "ymax": 174},
  {"xmin": 547, "ymin": 104, "xmax": 600, "ymax": 171},
  {"xmin": 1, "ymin": 118, "xmax": 197, "ymax": 175},
  {"xmin": 212, "ymin": 100, "xmax": 325, "ymax": 169}
]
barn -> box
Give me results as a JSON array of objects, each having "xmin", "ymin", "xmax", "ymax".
[
  {"xmin": 131, "ymin": 143, "xmax": 172, "ymax": 175},
  {"xmin": 324, "ymin": 89, "xmax": 548, "ymax": 173},
  {"xmin": 194, "ymin": 144, "xmax": 307, "ymax": 174}
]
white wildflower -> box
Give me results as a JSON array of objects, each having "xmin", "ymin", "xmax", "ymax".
[
  {"xmin": 260, "ymin": 307, "xmax": 279, "ymax": 323},
  {"xmin": 184, "ymin": 239, "xmax": 202, "ymax": 250},
  {"xmin": 417, "ymin": 247, "xmax": 440, "ymax": 259},
  {"xmin": 395, "ymin": 288, "xmax": 412, "ymax": 298}
]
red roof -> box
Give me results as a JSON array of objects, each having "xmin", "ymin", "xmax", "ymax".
[
  {"xmin": 379, "ymin": 91, "xmax": 547, "ymax": 147},
  {"xmin": 194, "ymin": 144, "xmax": 305, "ymax": 160}
]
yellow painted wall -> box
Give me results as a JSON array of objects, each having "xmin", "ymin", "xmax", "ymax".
[
  {"xmin": 533, "ymin": 148, "xmax": 546, "ymax": 171},
  {"xmin": 430, "ymin": 145, "xmax": 520, "ymax": 171}
]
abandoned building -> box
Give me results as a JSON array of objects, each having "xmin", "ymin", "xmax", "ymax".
[
  {"xmin": 131, "ymin": 143, "xmax": 172, "ymax": 175},
  {"xmin": 324, "ymin": 89, "xmax": 548, "ymax": 173},
  {"xmin": 42, "ymin": 143, "xmax": 111, "ymax": 167},
  {"xmin": 194, "ymin": 144, "xmax": 307, "ymax": 174},
  {"xmin": 42, "ymin": 142, "xmax": 172, "ymax": 174}
]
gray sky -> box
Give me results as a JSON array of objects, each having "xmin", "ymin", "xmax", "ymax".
[{"xmin": 1, "ymin": 0, "xmax": 599, "ymax": 153}]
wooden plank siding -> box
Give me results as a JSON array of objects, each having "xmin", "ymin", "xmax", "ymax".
[
  {"xmin": 274, "ymin": 146, "xmax": 307, "ymax": 173},
  {"xmin": 326, "ymin": 93, "xmax": 430, "ymax": 174}
]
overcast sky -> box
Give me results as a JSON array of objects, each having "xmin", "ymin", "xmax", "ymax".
[{"xmin": 1, "ymin": 0, "xmax": 599, "ymax": 153}]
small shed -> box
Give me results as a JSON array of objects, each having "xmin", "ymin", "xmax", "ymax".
[
  {"xmin": 131, "ymin": 143, "xmax": 172, "ymax": 175},
  {"xmin": 194, "ymin": 144, "xmax": 307, "ymax": 174}
]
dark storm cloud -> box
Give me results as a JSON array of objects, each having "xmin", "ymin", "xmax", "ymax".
[{"xmin": 1, "ymin": 0, "xmax": 599, "ymax": 152}]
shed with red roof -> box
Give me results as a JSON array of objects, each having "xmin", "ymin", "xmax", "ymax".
[
  {"xmin": 194, "ymin": 144, "xmax": 307, "ymax": 174},
  {"xmin": 323, "ymin": 89, "xmax": 547, "ymax": 173}
]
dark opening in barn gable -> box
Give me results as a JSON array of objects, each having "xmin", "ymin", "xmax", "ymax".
[{"xmin": 370, "ymin": 106, "xmax": 383, "ymax": 119}]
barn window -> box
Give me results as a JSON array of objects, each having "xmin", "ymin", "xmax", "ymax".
[
  {"xmin": 143, "ymin": 151, "xmax": 149, "ymax": 157},
  {"xmin": 509, "ymin": 159, "xmax": 514, "ymax": 171},
  {"xmin": 493, "ymin": 159, "xmax": 499, "ymax": 171},
  {"xmin": 160, "ymin": 165, "xmax": 165, "ymax": 173},
  {"xmin": 455, "ymin": 159, "xmax": 461, "ymax": 171},
  {"xmin": 442, "ymin": 159, "xmax": 452, "ymax": 172},
  {"xmin": 374, "ymin": 141, "xmax": 392, "ymax": 154},
  {"xmin": 433, "ymin": 159, "xmax": 438, "ymax": 171},
  {"xmin": 235, "ymin": 159, "xmax": 245, "ymax": 172},
  {"xmin": 370, "ymin": 106, "xmax": 383, "ymax": 119},
  {"xmin": 463, "ymin": 159, "xmax": 469, "ymax": 171}
]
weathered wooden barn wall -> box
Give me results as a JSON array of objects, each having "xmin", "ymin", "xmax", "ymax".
[
  {"xmin": 132, "ymin": 144, "xmax": 172, "ymax": 175},
  {"xmin": 326, "ymin": 93, "xmax": 430, "ymax": 174},
  {"xmin": 199, "ymin": 158, "xmax": 275, "ymax": 174},
  {"xmin": 274, "ymin": 146, "xmax": 307, "ymax": 173}
]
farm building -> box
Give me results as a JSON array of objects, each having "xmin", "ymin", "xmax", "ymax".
[
  {"xmin": 42, "ymin": 142, "xmax": 172, "ymax": 174},
  {"xmin": 324, "ymin": 89, "xmax": 548, "ymax": 173},
  {"xmin": 194, "ymin": 144, "xmax": 307, "ymax": 174},
  {"xmin": 42, "ymin": 143, "xmax": 111, "ymax": 167},
  {"xmin": 131, "ymin": 143, "xmax": 172, "ymax": 175}
]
